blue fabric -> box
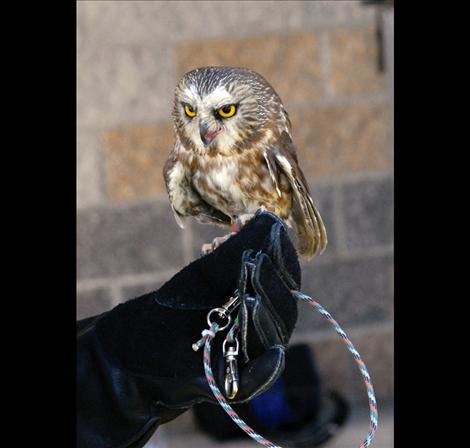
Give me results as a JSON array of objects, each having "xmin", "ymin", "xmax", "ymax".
[{"xmin": 249, "ymin": 376, "xmax": 295, "ymax": 429}]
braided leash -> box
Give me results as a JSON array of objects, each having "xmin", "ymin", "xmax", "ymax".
[
  {"xmin": 292, "ymin": 291, "xmax": 378, "ymax": 448},
  {"xmin": 199, "ymin": 290, "xmax": 378, "ymax": 448}
]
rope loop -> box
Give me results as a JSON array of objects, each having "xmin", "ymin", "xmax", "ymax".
[
  {"xmin": 192, "ymin": 323, "xmax": 221, "ymax": 352},
  {"xmin": 201, "ymin": 291, "xmax": 378, "ymax": 448}
]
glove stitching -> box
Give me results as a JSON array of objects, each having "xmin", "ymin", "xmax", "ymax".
[
  {"xmin": 251, "ymin": 298, "xmax": 283, "ymax": 350},
  {"xmin": 251, "ymin": 255, "xmax": 290, "ymax": 343},
  {"xmin": 269, "ymin": 223, "xmax": 300, "ymax": 290}
]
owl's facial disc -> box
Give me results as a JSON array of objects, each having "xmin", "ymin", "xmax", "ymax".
[{"xmin": 178, "ymin": 84, "xmax": 252, "ymax": 152}]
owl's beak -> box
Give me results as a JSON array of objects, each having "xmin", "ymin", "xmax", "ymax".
[{"xmin": 199, "ymin": 122, "xmax": 219, "ymax": 146}]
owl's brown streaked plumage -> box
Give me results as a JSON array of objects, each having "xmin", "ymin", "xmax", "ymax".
[{"xmin": 163, "ymin": 66, "xmax": 327, "ymax": 258}]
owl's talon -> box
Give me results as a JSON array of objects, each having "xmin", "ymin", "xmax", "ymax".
[
  {"xmin": 200, "ymin": 232, "xmax": 237, "ymax": 256},
  {"xmin": 201, "ymin": 243, "xmax": 213, "ymax": 256}
]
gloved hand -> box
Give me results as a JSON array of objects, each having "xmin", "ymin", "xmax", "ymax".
[{"xmin": 77, "ymin": 210, "xmax": 301, "ymax": 448}]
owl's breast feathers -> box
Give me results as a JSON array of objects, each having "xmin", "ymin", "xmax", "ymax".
[{"xmin": 178, "ymin": 141, "xmax": 292, "ymax": 219}]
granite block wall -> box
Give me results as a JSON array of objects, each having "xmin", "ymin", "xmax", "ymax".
[{"xmin": 77, "ymin": 1, "xmax": 394, "ymax": 445}]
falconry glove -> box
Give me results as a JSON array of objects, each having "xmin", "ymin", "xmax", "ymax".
[{"xmin": 77, "ymin": 211, "xmax": 300, "ymax": 448}]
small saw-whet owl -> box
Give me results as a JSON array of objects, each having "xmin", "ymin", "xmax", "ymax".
[{"xmin": 163, "ymin": 66, "xmax": 327, "ymax": 258}]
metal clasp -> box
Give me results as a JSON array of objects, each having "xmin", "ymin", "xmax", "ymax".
[
  {"xmin": 206, "ymin": 292, "xmax": 240, "ymax": 332},
  {"xmin": 193, "ymin": 292, "xmax": 241, "ymax": 352},
  {"xmin": 223, "ymin": 337, "xmax": 239, "ymax": 399}
]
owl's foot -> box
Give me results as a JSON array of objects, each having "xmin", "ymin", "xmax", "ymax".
[
  {"xmin": 201, "ymin": 232, "xmax": 237, "ymax": 256},
  {"xmin": 231, "ymin": 213, "xmax": 256, "ymax": 232}
]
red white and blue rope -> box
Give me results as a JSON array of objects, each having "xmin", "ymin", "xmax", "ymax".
[
  {"xmin": 201, "ymin": 291, "xmax": 378, "ymax": 448},
  {"xmin": 292, "ymin": 291, "xmax": 378, "ymax": 448}
]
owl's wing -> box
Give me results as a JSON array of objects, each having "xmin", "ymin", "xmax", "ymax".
[
  {"xmin": 265, "ymin": 131, "xmax": 328, "ymax": 258},
  {"xmin": 163, "ymin": 151, "xmax": 231, "ymax": 228},
  {"xmin": 163, "ymin": 152, "xmax": 186, "ymax": 228}
]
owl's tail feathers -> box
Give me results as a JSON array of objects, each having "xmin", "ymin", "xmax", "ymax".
[{"xmin": 292, "ymin": 193, "xmax": 328, "ymax": 259}]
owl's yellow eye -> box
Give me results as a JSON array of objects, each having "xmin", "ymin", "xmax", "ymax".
[
  {"xmin": 184, "ymin": 104, "xmax": 196, "ymax": 118},
  {"xmin": 217, "ymin": 104, "xmax": 237, "ymax": 118}
]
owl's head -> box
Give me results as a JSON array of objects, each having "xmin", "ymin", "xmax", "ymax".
[{"xmin": 172, "ymin": 66, "xmax": 285, "ymax": 155}]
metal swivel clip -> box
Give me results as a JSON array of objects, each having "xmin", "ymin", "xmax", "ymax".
[
  {"xmin": 193, "ymin": 291, "xmax": 241, "ymax": 399},
  {"xmin": 223, "ymin": 337, "xmax": 239, "ymax": 399}
]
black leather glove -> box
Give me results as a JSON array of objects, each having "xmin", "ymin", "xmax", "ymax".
[{"xmin": 77, "ymin": 211, "xmax": 301, "ymax": 448}]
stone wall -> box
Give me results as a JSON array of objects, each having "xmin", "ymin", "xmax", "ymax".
[{"xmin": 77, "ymin": 0, "xmax": 394, "ymax": 443}]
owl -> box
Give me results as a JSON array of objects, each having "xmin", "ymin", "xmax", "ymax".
[{"xmin": 163, "ymin": 66, "xmax": 327, "ymax": 258}]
